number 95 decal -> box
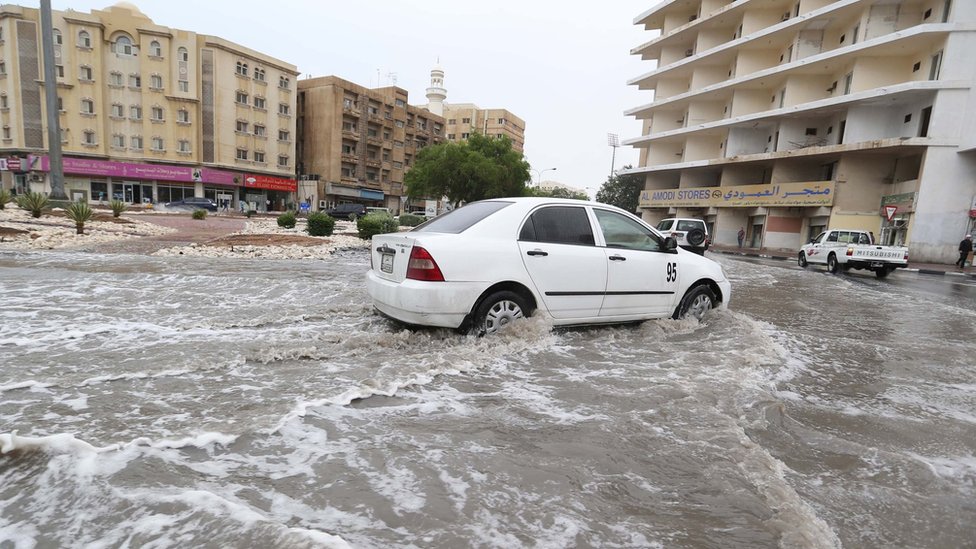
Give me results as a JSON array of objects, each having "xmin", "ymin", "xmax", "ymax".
[{"xmin": 666, "ymin": 262, "xmax": 677, "ymax": 282}]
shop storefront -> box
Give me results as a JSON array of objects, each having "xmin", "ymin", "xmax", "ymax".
[
  {"xmin": 322, "ymin": 182, "xmax": 385, "ymax": 211},
  {"xmin": 243, "ymin": 174, "xmax": 298, "ymax": 212},
  {"xmin": 639, "ymin": 181, "xmax": 836, "ymax": 249},
  {"xmin": 879, "ymin": 192, "xmax": 916, "ymax": 246}
]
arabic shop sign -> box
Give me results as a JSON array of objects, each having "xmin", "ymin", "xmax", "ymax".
[{"xmin": 639, "ymin": 181, "xmax": 835, "ymax": 208}]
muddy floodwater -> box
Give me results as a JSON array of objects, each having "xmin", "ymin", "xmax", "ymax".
[{"xmin": 1, "ymin": 249, "xmax": 974, "ymax": 548}]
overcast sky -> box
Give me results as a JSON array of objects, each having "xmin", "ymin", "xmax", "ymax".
[{"xmin": 42, "ymin": 0, "xmax": 660, "ymax": 196}]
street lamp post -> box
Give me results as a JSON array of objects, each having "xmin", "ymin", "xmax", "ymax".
[{"xmin": 533, "ymin": 167, "xmax": 557, "ymax": 187}]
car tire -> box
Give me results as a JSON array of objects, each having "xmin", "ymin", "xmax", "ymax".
[
  {"xmin": 798, "ymin": 252, "xmax": 808, "ymax": 268},
  {"xmin": 875, "ymin": 267, "xmax": 892, "ymax": 278},
  {"xmin": 672, "ymin": 284, "xmax": 716, "ymax": 321},
  {"xmin": 471, "ymin": 291, "xmax": 530, "ymax": 336},
  {"xmin": 827, "ymin": 253, "xmax": 839, "ymax": 274},
  {"xmin": 686, "ymin": 228, "xmax": 706, "ymax": 247}
]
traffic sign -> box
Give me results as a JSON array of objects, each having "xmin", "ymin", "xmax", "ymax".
[{"xmin": 884, "ymin": 205, "xmax": 898, "ymax": 221}]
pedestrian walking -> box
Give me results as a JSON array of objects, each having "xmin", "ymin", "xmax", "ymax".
[
  {"xmin": 957, "ymin": 234, "xmax": 973, "ymax": 268},
  {"xmin": 737, "ymin": 227, "xmax": 745, "ymax": 248}
]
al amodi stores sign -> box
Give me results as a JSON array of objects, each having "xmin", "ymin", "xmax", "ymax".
[{"xmin": 639, "ymin": 181, "xmax": 835, "ymax": 208}]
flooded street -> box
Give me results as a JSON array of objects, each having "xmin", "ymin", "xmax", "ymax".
[{"xmin": 1, "ymin": 249, "xmax": 975, "ymax": 548}]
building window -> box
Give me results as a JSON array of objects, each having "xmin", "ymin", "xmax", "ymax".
[
  {"xmin": 278, "ymin": 103, "xmax": 290, "ymax": 115},
  {"xmin": 447, "ymin": 133, "xmax": 455, "ymax": 140},
  {"xmin": 53, "ymin": 29, "xmax": 62, "ymax": 45},
  {"xmin": 448, "ymin": 118, "xmax": 456, "ymax": 124},
  {"xmin": 0, "ymin": 94, "xmax": 7, "ymax": 109},
  {"xmin": 60, "ymin": 129, "xmax": 68, "ymax": 143},
  {"xmin": 112, "ymin": 134, "xmax": 125, "ymax": 148},
  {"xmin": 254, "ymin": 67, "xmax": 265, "ymax": 81},
  {"xmin": 130, "ymin": 105, "xmax": 142, "ymax": 120},
  {"xmin": 129, "ymin": 74, "xmax": 141, "ymax": 88},
  {"xmin": 236, "ymin": 91, "xmax": 248, "ymax": 104},
  {"xmin": 179, "ymin": 47, "xmax": 188, "ymax": 62},
  {"xmin": 278, "ymin": 130, "xmax": 290, "ymax": 141},
  {"xmin": 395, "ymin": 120, "xmax": 404, "ymax": 128},
  {"xmin": 83, "ymin": 130, "xmax": 96, "ymax": 145},
  {"xmin": 81, "ymin": 98, "xmax": 94, "ymax": 114},
  {"xmin": 236, "ymin": 120, "xmax": 249, "ymax": 133},
  {"xmin": 236, "ymin": 148, "xmax": 248, "ymax": 160},
  {"xmin": 56, "ymin": 96, "xmax": 63, "ymax": 111},
  {"xmin": 930, "ymin": 51, "xmax": 943, "ymax": 80},
  {"xmin": 111, "ymin": 103, "xmax": 124, "ymax": 118},
  {"xmin": 152, "ymin": 137, "xmax": 164, "ymax": 151},
  {"xmin": 254, "ymin": 151, "xmax": 265, "ymax": 163},
  {"xmin": 277, "ymin": 155, "xmax": 289, "ymax": 167},
  {"xmin": 462, "ymin": 117, "xmax": 471, "ymax": 124},
  {"xmin": 393, "ymin": 161, "xmax": 403, "ymax": 169},
  {"xmin": 151, "ymin": 106, "xmax": 164, "ymax": 121},
  {"xmin": 56, "ymin": 65, "xmax": 64, "ymax": 78},
  {"xmin": 78, "ymin": 30, "xmax": 91, "ymax": 48},
  {"xmin": 177, "ymin": 109, "xmax": 189, "ymax": 123},
  {"xmin": 236, "ymin": 61, "xmax": 248, "ymax": 77},
  {"xmin": 115, "ymin": 35, "xmax": 134, "ymax": 55},
  {"xmin": 130, "ymin": 135, "xmax": 143, "ymax": 149},
  {"xmin": 1, "ymin": 125, "xmax": 9, "ymax": 139},
  {"xmin": 178, "ymin": 81, "xmax": 189, "ymax": 92},
  {"xmin": 150, "ymin": 40, "xmax": 162, "ymax": 57},
  {"xmin": 461, "ymin": 132, "xmax": 470, "ymax": 138},
  {"xmin": 843, "ymin": 72, "xmax": 854, "ymax": 94},
  {"xmin": 150, "ymin": 74, "xmax": 163, "ymax": 89},
  {"xmin": 178, "ymin": 139, "xmax": 191, "ymax": 153},
  {"xmin": 279, "ymin": 76, "xmax": 290, "ymax": 89},
  {"xmin": 253, "ymin": 96, "xmax": 266, "ymax": 109},
  {"xmin": 0, "ymin": 61, "xmax": 6, "ymax": 75},
  {"xmin": 110, "ymin": 71, "xmax": 123, "ymax": 86},
  {"xmin": 253, "ymin": 124, "xmax": 266, "ymax": 137},
  {"xmin": 395, "ymin": 99, "xmax": 405, "ymax": 107}
]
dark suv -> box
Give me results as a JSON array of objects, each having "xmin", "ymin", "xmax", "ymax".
[
  {"xmin": 326, "ymin": 203, "xmax": 367, "ymax": 220},
  {"xmin": 165, "ymin": 197, "xmax": 217, "ymax": 211}
]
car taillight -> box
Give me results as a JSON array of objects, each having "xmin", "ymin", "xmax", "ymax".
[
  {"xmin": 904, "ymin": 251, "xmax": 909, "ymax": 261},
  {"xmin": 846, "ymin": 247, "xmax": 854, "ymax": 256},
  {"xmin": 406, "ymin": 246, "xmax": 444, "ymax": 281}
]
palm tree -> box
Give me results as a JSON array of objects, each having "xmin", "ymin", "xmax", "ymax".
[{"xmin": 65, "ymin": 201, "xmax": 94, "ymax": 234}]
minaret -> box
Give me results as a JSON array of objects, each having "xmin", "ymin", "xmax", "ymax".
[{"xmin": 425, "ymin": 63, "xmax": 447, "ymax": 116}]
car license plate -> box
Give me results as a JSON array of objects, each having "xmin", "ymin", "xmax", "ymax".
[
  {"xmin": 870, "ymin": 262, "xmax": 883, "ymax": 268},
  {"xmin": 381, "ymin": 253, "xmax": 394, "ymax": 274}
]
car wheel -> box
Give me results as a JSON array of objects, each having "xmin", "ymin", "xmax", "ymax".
[
  {"xmin": 798, "ymin": 252, "xmax": 808, "ymax": 268},
  {"xmin": 672, "ymin": 285, "xmax": 716, "ymax": 321},
  {"xmin": 686, "ymin": 228, "xmax": 706, "ymax": 247},
  {"xmin": 471, "ymin": 291, "xmax": 530, "ymax": 336},
  {"xmin": 875, "ymin": 267, "xmax": 892, "ymax": 279},
  {"xmin": 827, "ymin": 253, "xmax": 839, "ymax": 274}
]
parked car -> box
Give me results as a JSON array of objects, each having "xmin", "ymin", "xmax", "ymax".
[
  {"xmin": 799, "ymin": 229, "xmax": 909, "ymax": 278},
  {"xmin": 655, "ymin": 218, "xmax": 709, "ymax": 255},
  {"xmin": 164, "ymin": 197, "xmax": 217, "ymax": 212},
  {"xmin": 366, "ymin": 197, "xmax": 731, "ymax": 335},
  {"xmin": 326, "ymin": 203, "xmax": 367, "ymax": 220}
]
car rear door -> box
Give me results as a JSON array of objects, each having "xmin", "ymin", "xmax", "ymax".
[
  {"xmin": 593, "ymin": 209, "xmax": 677, "ymax": 317},
  {"xmin": 517, "ymin": 205, "xmax": 607, "ymax": 319}
]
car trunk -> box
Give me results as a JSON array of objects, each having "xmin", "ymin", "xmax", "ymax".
[{"xmin": 370, "ymin": 233, "xmax": 420, "ymax": 283}]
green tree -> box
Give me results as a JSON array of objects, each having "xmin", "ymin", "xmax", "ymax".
[
  {"xmin": 595, "ymin": 166, "xmax": 644, "ymax": 213},
  {"xmin": 526, "ymin": 186, "xmax": 589, "ymax": 200},
  {"xmin": 405, "ymin": 133, "xmax": 530, "ymax": 207}
]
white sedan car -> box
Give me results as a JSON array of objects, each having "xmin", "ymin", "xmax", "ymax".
[{"xmin": 366, "ymin": 197, "xmax": 731, "ymax": 335}]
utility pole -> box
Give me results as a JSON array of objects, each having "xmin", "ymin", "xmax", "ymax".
[{"xmin": 40, "ymin": 0, "xmax": 66, "ymax": 200}]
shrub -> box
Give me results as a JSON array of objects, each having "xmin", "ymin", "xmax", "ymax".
[
  {"xmin": 16, "ymin": 191, "xmax": 50, "ymax": 218},
  {"xmin": 0, "ymin": 188, "xmax": 11, "ymax": 210},
  {"xmin": 356, "ymin": 213, "xmax": 400, "ymax": 240},
  {"xmin": 192, "ymin": 209, "xmax": 207, "ymax": 220},
  {"xmin": 397, "ymin": 213, "xmax": 425, "ymax": 227},
  {"xmin": 65, "ymin": 201, "xmax": 94, "ymax": 235},
  {"xmin": 306, "ymin": 211, "xmax": 335, "ymax": 237},
  {"xmin": 109, "ymin": 199, "xmax": 128, "ymax": 218},
  {"xmin": 277, "ymin": 210, "xmax": 297, "ymax": 229}
]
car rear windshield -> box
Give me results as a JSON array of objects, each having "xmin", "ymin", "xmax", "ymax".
[
  {"xmin": 676, "ymin": 220, "xmax": 704, "ymax": 231},
  {"xmin": 413, "ymin": 201, "xmax": 512, "ymax": 234}
]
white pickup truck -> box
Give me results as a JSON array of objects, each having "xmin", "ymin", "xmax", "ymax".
[{"xmin": 798, "ymin": 229, "xmax": 909, "ymax": 278}]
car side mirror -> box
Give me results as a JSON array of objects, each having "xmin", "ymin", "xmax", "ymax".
[{"xmin": 663, "ymin": 236, "xmax": 678, "ymax": 251}]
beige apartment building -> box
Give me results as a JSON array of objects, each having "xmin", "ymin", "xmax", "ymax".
[
  {"xmin": 626, "ymin": 0, "xmax": 976, "ymax": 262},
  {"xmin": 0, "ymin": 2, "xmax": 299, "ymax": 211},
  {"xmin": 297, "ymin": 75, "xmax": 445, "ymax": 214},
  {"xmin": 423, "ymin": 65, "xmax": 525, "ymax": 152}
]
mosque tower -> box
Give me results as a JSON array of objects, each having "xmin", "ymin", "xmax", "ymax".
[{"xmin": 425, "ymin": 64, "xmax": 447, "ymax": 116}]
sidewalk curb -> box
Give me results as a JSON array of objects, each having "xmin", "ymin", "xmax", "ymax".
[{"xmin": 711, "ymin": 249, "xmax": 976, "ymax": 279}]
